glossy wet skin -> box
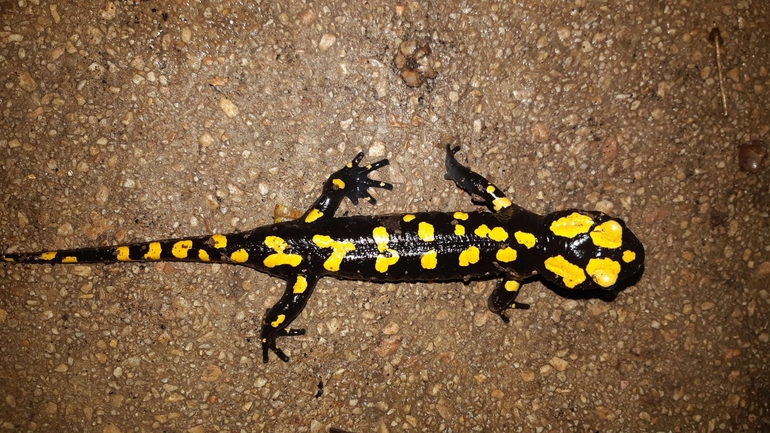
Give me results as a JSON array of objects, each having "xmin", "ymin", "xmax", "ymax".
[{"xmin": 2, "ymin": 146, "xmax": 645, "ymax": 362}]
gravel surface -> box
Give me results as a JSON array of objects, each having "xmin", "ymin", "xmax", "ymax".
[{"xmin": 1, "ymin": 1, "xmax": 768, "ymax": 432}]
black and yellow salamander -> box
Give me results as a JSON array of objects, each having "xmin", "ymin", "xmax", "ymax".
[{"xmin": 2, "ymin": 145, "xmax": 645, "ymax": 363}]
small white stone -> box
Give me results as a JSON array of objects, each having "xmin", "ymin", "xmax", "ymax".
[
  {"xmin": 181, "ymin": 27, "xmax": 192, "ymax": 44},
  {"xmin": 473, "ymin": 119, "xmax": 482, "ymax": 133},
  {"xmin": 319, "ymin": 34, "xmax": 337, "ymax": 51},
  {"xmin": 368, "ymin": 140, "xmax": 386, "ymax": 157},
  {"xmin": 219, "ymin": 97, "xmax": 239, "ymax": 118}
]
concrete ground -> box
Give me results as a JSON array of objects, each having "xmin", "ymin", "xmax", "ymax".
[{"xmin": 1, "ymin": 1, "xmax": 768, "ymax": 432}]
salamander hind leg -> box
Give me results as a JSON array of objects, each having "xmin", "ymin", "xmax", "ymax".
[
  {"xmin": 486, "ymin": 278, "xmax": 530, "ymax": 324},
  {"xmin": 301, "ymin": 152, "xmax": 393, "ymax": 224},
  {"xmin": 261, "ymin": 274, "xmax": 320, "ymax": 363},
  {"xmin": 444, "ymin": 144, "xmax": 515, "ymax": 214}
]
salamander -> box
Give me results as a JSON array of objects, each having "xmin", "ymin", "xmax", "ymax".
[{"xmin": 1, "ymin": 145, "xmax": 645, "ymax": 363}]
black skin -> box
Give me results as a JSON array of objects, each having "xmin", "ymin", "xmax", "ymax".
[{"xmin": 2, "ymin": 145, "xmax": 645, "ymax": 363}]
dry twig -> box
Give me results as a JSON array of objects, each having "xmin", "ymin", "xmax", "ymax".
[{"xmin": 708, "ymin": 27, "xmax": 728, "ymax": 117}]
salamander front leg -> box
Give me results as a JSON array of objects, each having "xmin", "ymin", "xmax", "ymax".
[
  {"xmin": 444, "ymin": 144, "xmax": 522, "ymax": 214},
  {"xmin": 487, "ymin": 278, "xmax": 530, "ymax": 324},
  {"xmin": 261, "ymin": 274, "xmax": 320, "ymax": 363},
  {"xmin": 301, "ymin": 152, "xmax": 393, "ymax": 224}
]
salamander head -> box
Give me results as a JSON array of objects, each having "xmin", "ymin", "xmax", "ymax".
[{"xmin": 536, "ymin": 209, "xmax": 644, "ymax": 291}]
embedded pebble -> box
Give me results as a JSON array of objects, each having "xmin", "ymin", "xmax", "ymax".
[
  {"xmin": 657, "ymin": 81, "xmax": 670, "ymax": 97},
  {"xmin": 181, "ymin": 27, "xmax": 192, "ymax": 44},
  {"xmin": 95, "ymin": 185, "xmax": 110, "ymax": 204},
  {"xmin": 382, "ymin": 321, "xmax": 400, "ymax": 335},
  {"xmin": 200, "ymin": 364, "xmax": 222, "ymax": 382},
  {"xmin": 326, "ymin": 317, "xmax": 341, "ymax": 334},
  {"xmin": 49, "ymin": 5, "xmax": 60, "ymax": 23},
  {"xmin": 400, "ymin": 69, "xmax": 422, "ymax": 87},
  {"xmin": 199, "ymin": 132, "xmax": 216, "ymax": 148},
  {"xmin": 318, "ymin": 34, "xmax": 337, "ymax": 51},
  {"xmin": 549, "ymin": 357, "xmax": 569, "ymax": 371},
  {"xmin": 738, "ymin": 140, "xmax": 766, "ymax": 172},
  {"xmin": 531, "ymin": 122, "xmax": 549, "ymax": 142},
  {"xmin": 368, "ymin": 140, "xmax": 386, "ymax": 157},
  {"xmin": 374, "ymin": 335, "xmax": 402, "ymax": 357},
  {"xmin": 103, "ymin": 424, "xmax": 121, "ymax": 433},
  {"xmin": 219, "ymin": 97, "xmax": 239, "ymax": 118},
  {"xmin": 100, "ymin": 2, "xmax": 117, "ymax": 20},
  {"xmin": 520, "ymin": 370, "xmax": 536, "ymax": 382},
  {"xmin": 18, "ymin": 71, "xmax": 36, "ymax": 91},
  {"xmin": 594, "ymin": 200, "xmax": 614, "ymax": 213},
  {"xmin": 57, "ymin": 223, "xmax": 74, "ymax": 236}
]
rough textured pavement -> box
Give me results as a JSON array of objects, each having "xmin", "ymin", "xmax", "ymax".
[{"xmin": 1, "ymin": 1, "xmax": 768, "ymax": 432}]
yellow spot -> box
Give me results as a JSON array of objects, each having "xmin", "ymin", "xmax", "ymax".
[
  {"xmin": 305, "ymin": 209, "xmax": 324, "ymax": 223},
  {"xmin": 172, "ymin": 240, "xmax": 193, "ymax": 259},
  {"xmin": 313, "ymin": 234, "xmax": 355, "ymax": 272},
  {"xmin": 504, "ymin": 280, "xmax": 520, "ymax": 292},
  {"xmin": 265, "ymin": 236, "xmax": 287, "ymax": 251},
  {"xmin": 514, "ymin": 231, "xmax": 536, "ymax": 249},
  {"xmin": 293, "ymin": 276, "xmax": 308, "ymax": 294},
  {"xmin": 403, "ymin": 214, "xmax": 416, "ymax": 222},
  {"xmin": 622, "ymin": 250, "xmax": 636, "ymax": 263},
  {"xmin": 590, "ymin": 220, "xmax": 623, "ymax": 249},
  {"xmin": 495, "ymin": 247, "xmax": 517, "ymax": 263},
  {"xmin": 486, "ymin": 185, "xmax": 496, "ymax": 194},
  {"xmin": 263, "ymin": 253, "xmax": 302, "ymax": 267},
  {"xmin": 375, "ymin": 251, "xmax": 400, "ymax": 273},
  {"xmin": 3, "ymin": 257, "xmax": 14, "ymax": 262},
  {"xmin": 489, "ymin": 227, "xmax": 508, "ymax": 242},
  {"xmin": 372, "ymin": 227, "xmax": 400, "ymax": 272},
  {"xmin": 211, "ymin": 234, "xmax": 227, "ymax": 249},
  {"xmin": 421, "ymin": 250, "xmax": 437, "ymax": 269},
  {"xmin": 346, "ymin": 162, "xmax": 353, "ymax": 168},
  {"xmin": 62, "ymin": 256, "xmax": 78, "ymax": 263},
  {"xmin": 586, "ymin": 258, "xmax": 621, "ymax": 288},
  {"xmin": 550, "ymin": 212, "xmax": 594, "ymax": 238},
  {"xmin": 453, "ymin": 212, "xmax": 469, "ymax": 220},
  {"xmin": 198, "ymin": 249, "xmax": 210, "ymax": 262},
  {"xmin": 231, "ymin": 249, "xmax": 249, "ymax": 263},
  {"xmin": 492, "ymin": 197, "xmax": 512, "ymax": 211},
  {"xmin": 418, "ymin": 222, "xmax": 435, "ymax": 242},
  {"xmin": 474, "ymin": 224, "xmax": 489, "ymax": 238},
  {"xmin": 475, "ymin": 224, "xmax": 508, "ymax": 242},
  {"xmin": 116, "ymin": 246, "xmax": 131, "ymax": 261},
  {"xmin": 455, "ymin": 224, "xmax": 466, "ymax": 236},
  {"xmin": 40, "ymin": 252, "xmax": 57, "ymax": 261},
  {"xmin": 332, "ymin": 178, "xmax": 345, "ymax": 189},
  {"xmin": 459, "ymin": 246, "xmax": 480, "ymax": 267},
  {"xmin": 373, "ymin": 227, "xmax": 390, "ymax": 252},
  {"xmin": 271, "ymin": 314, "xmax": 286, "ymax": 328},
  {"xmin": 143, "ymin": 242, "xmax": 162, "ymax": 260},
  {"xmin": 544, "ymin": 255, "xmax": 586, "ymax": 289},
  {"xmin": 263, "ymin": 236, "xmax": 302, "ymax": 268}
]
